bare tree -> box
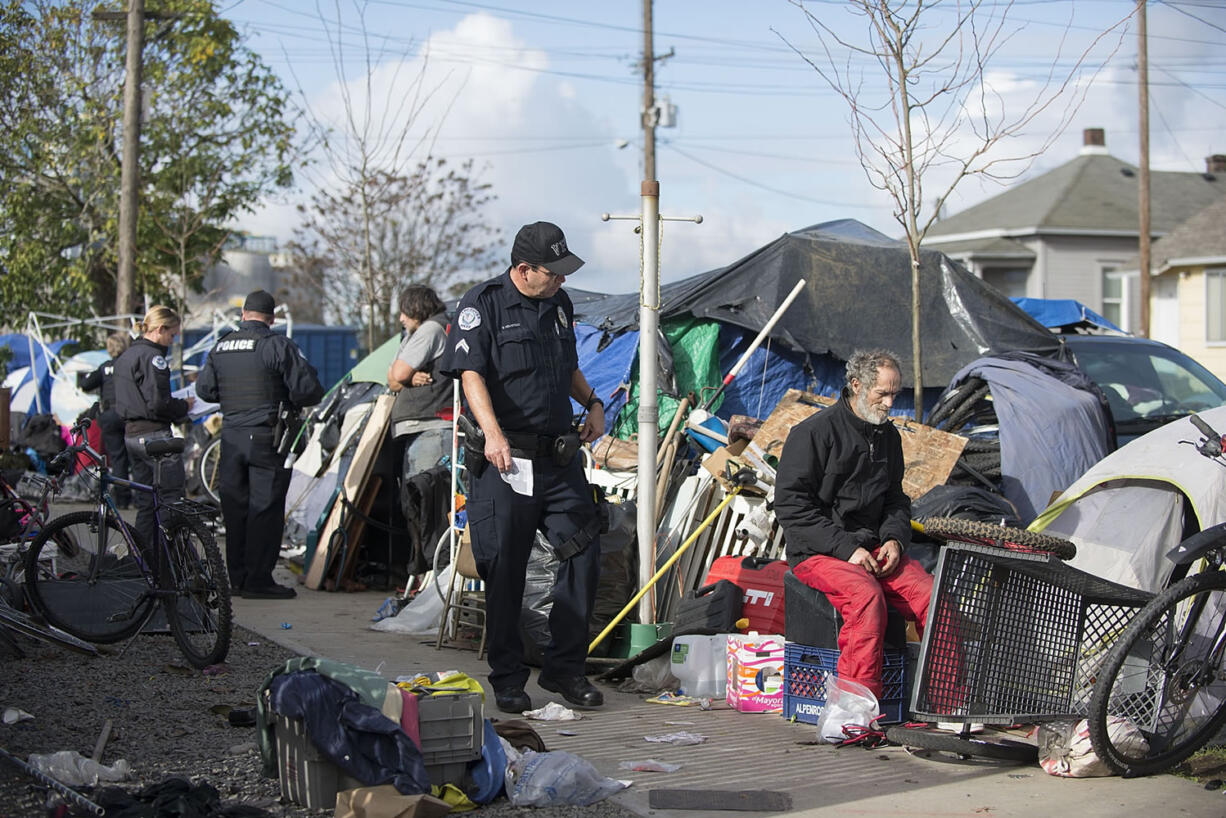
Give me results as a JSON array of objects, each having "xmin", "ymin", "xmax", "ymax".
[
  {"xmin": 286, "ymin": 0, "xmax": 498, "ymax": 347},
  {"xmin": 780, "ymin": 0, "xmax": 1130, "ymax": 419}
]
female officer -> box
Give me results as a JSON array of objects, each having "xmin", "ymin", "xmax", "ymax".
[{"xmin": 114, "ymin": 306, "xmax": 194, "ymax": 549}]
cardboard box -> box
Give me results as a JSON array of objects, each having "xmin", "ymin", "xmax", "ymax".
[
  {"xmin": 701, "ymin": 440, "xmax": 765, "ymax": 495},
  {"xmin": 725, "ymin": 633, "xmax": 785, "ymax": 713}
]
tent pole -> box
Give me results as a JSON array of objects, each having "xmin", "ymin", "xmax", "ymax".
[{"xmin": 637, "ymin": 180, "xmax": 661, "ymax": 624}]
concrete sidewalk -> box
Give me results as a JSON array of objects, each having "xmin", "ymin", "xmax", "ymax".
[{"xmin": 234, "ymin": 568, "xmax": 1226, "ymax": 818}]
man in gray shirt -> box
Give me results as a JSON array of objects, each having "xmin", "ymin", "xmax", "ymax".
[{"xmin": 387, "ymin": 285, "xmax": 452, "ymax": 478}]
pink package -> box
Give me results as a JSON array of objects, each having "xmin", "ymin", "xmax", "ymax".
[{"xmin": 725, "ymin": 633, "xmax": 785, "ymax": 713}]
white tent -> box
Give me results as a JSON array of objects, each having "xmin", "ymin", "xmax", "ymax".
[{"xmin": 1031, "ymin": 404, "xmax": 1226, "ymax": 592}]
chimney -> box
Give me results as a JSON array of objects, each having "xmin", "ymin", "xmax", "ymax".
[
  {"xmin": 1080, "ymin": 127, "xmax": 1108, "ymax": 156},
  {"xmin": 1207, "ymin": 155, "xmax": 1226, "ymax": 174}
]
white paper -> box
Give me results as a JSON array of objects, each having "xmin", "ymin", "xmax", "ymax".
[
  {"xmin": 500, "ymin": 457, "xmax": 534, "ymax": 496},
  {"xmin": 172, "ymin": 383, "xmax": 219, "ymax": 419}
]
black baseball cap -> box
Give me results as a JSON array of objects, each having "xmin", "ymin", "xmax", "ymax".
[
  {"xmin": 243, "ymin": 289, "xmax": 275, "ymax": 314},
  {"xmin": 511, "ymin": 221, "xmax": 585, "ymax": 276}
]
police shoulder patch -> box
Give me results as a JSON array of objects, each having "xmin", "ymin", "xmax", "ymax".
[
  {"xmin": 458, "ymin": 307, "xmax": 482, "ymax": 331},
  {"xmin": 152, "ymin": 355, "xmax": 168, "ymax": 370},
  {"xmin": 557, "ymin": 306, "xmax": 567, "ymax": 328}
]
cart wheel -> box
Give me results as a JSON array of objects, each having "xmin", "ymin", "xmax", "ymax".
[
  {"xmin": 919, "ymin": 517, "xmax": 1077, "ymax": 560},
  {"xmin": 885, "ymin": 725, "xmax": 1037, "ymax": 763}
]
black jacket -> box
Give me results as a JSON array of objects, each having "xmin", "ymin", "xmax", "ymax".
[
  {"xmin": 774, "ymin": 393, "xmax": 911, "ymax": 567},
  {"xmin": 78, "ymin": 358, "xmax": 118, "ymax": 411},
  {"xmin": 114, "ymin": 338, "xmax": 190, "ymax": 434},
  {"xmin": 195, "ymin": 321, "xmax": 325, "ymax": 427}
]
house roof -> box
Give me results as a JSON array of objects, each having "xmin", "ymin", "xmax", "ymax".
[
  {"xmin": 1124, "ymin": 195, "xmax": 1226, "ymax": 272},
  {"xmin": 930, "ymin": 236, "xmax": 1036, "ymax": 259},
  {"xmin": 926, "ymin": 152, "xmax": 1226, "ymax": 240}
]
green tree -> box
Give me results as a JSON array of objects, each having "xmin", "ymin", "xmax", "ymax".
[{"xmin": 0, "ymin": 0, "xmax": 296, "ymax": 326}]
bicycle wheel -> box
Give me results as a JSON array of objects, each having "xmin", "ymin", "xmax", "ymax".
[
  {"xmin": 160, "ymin": 517, "xmax": 231, "ymax": 668},
  {"xmin": 23, "ymin": 511, "xmax": 155, "ymax": 643},
  {"xmin": 885, "ymin": 724, "xmax": 1037, "ymax": 762},
  {"xmin": 197, "ymin": 435, "xmax": 222, "ymax": 505},
  {"xmin": 919, "ymin": 517, "xmax": 1077, "ymax": 560},
  {"xmin": 0, "ymin": 601, "xmax": 98, "ymax": 656},
  {"xmin": 1088, "ymin": 570, "xmax": 1226, "ymax": 776}
]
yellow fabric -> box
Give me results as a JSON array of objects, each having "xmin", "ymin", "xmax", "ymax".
[
  {"xmin": 396, "ymin": 672, "xmax": 485, "ymax": 703},
  {"xmin": 430, "ymin": 782, "xmax": 476, "ymax": 812}
]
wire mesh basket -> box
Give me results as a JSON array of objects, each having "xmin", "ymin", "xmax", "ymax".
[
  {"xmin": 163, "ymin": 498, "xmax": 220, "ymax": 521},
  {"xmin": 912, "ymin": 543, "xmax": 1154, "ymax": 724}
]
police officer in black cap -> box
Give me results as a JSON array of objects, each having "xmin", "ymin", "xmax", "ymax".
[
  {"xmin": 440, "ymin": 220, "xmax": 606, "ymax": 713},
  {"xmin": 195, "ymin": 290, "xmax": 324, "ymax": 599}
]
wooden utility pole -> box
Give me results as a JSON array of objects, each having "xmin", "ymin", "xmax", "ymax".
[
  {"xmin": 1137, "ymin": 0, "xmax": 1151, "ymax": 337},
  {"xmin": 642, "ymin": 0, "xmax": 656, "ymax": 181},
  {"xmin": 116, "ymin": 0, "xmax": 146, "ymax": 318}
]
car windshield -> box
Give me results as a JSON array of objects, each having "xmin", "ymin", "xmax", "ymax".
[{"xmin": 1071, "ymin": 339, "xmax": 1226, "ymax": 424}]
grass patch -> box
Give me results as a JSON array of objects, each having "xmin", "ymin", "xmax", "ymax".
[{"xmin": 1173, "ymin": 745, "xmax": 1226, "ymax": 783}]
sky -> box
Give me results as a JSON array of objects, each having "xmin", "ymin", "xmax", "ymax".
[{"xmin": 223, "ymin": 0, "xmax": 1226, "ymax": 295}]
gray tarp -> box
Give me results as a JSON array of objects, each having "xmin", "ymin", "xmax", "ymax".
[
  {"xmin": 949, "ymin": 357, "xmax": 1111, "ymax": 523},
  {"xmin": 569, "ymin": 220, "xmax": 1063, "ymax": 388}
]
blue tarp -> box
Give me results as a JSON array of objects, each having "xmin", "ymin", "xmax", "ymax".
[
  {"xmin": 0, "ymin": 333, "xmax": 76, "ymax": 416},
  {"xmin": 1011, "ymin": 298, "xmax": 1124, "ymax": 333}
]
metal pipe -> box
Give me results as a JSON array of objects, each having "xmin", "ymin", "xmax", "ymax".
[{"xmin": 637, "ymin": 180, "xmax": 661, "ymax": 624}]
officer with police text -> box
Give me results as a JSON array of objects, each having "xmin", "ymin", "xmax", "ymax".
[{"xmin": 196, "ymin": 291, "xmax": 324, "ymax": 599}]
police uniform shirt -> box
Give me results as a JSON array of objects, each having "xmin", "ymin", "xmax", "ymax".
[
  {"xmin": 114, "ymin": 338, "xmax": 190, "ymax": 432},
  {"xmin": 439, "ymin": 271, "xmax": 579, "ymax": 437},
  {"xmin": 78, "ymin": 358, "xmax": 119, "ymax": 411},
  {"xmin": 194, "ymin": 321, "xmax": 325, "ymax": 427}
]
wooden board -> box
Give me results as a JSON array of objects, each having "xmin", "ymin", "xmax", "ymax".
[
  {"xmin": 749, "ymin": 388, "xmax": 966, "ymax": 499},
  {"xmin": 304, "ymin": 393, "xmax": 394, "ymax": 589},
  {"xmin": 327, "ymin": 475, "xmax": 382, "ymax": 592}
]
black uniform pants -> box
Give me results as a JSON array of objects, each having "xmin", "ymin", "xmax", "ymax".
[
  {"xmin": 99, "ymin": 410, "xmax": 130, "ymax": 504},
  {"xmin": 124, "ymin": 429, "xmax": 185, "ymax": 551},
  {"xmin": 219, "ymin": 425, "xmax": 292, "ymax": 591},
  {"xmin": 465, "ymin": 455, "xmax": 601, "ymax": 691}
]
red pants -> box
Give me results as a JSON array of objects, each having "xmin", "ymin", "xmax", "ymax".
[{"xmin": 793, "ymin": 548, "xmax": 933, "ymax": 698}]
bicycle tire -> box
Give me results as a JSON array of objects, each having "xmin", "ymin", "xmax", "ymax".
[
  {"xmin": 197, "ymin": 436, "xmax": 222, "ymax": 505},
  {"xmin": 23, "ymin": 511, "xmax": 155, "ymax": 643},
  {"xmin": 919, "ymin": 517, "xmax": 1077, "ymax": 560},
  {"xmin": 1087, "ymin": 570, "xmax": 1226, "ymax": 776},
  {"xmin": 926, "ymin": 378, "xmax": 987, "ymax": 429},
  {"xmin": 885, "ymin": 725, "xmax": 1037, "ymax": 762},
  {"xmin": 161, "ymin": 517, "xmax": 231, "ymax": 668},
  {"xmin": 0, "ymin": 602, "xmax": 98, "ymax": 656}
]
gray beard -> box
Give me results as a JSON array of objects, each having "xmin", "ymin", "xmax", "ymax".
[{"xmin": 855, "ymin": 390, "xmax": 889, "ymax": 425}]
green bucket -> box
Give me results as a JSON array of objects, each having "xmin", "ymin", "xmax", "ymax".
[{"xmin": 608, "ymin": 621, "xmax": 672, "ymax": 658}]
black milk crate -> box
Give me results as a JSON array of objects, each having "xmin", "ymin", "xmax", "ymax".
[
  {"xmin": 782, "ymin": 642, "xmax": 907, "ymax": 725},
  {"xmin": 912, "ymin": 543, "xmax": 1154, "ymax": 724}
]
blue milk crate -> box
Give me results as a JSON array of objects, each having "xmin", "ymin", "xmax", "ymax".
[{"xmin": 782, "ymin": 642, "xmax": 907, "ymax": 725}]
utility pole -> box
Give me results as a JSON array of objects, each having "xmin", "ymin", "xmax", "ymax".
[
  {"xmin": 642, "ymin": 0, "xmax": 656, "ymax": 181},
  {"xmin": 1137, "ymin": 0, "xmax": 1151, "ymax": 337},
  {"xmin": 117, "ymin": 0, "xmax": 145, "ymax": 318}
]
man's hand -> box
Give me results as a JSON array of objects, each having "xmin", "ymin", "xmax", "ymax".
[
  {"xmin": 875, "ymin": 540, "xmax": 902, "ymax": 577},
  {"xmin": 484, "ymin": 429, "xmax": 513, "ymax": 473},
  {"xmin": 579, "ymin": 403, "xmax": 604, "ymax": 443},
  {"xmin": 848, "ymin": 547, "xmax": 879, "ymax": 576},
  {"xmin": 411, "ymin": 371, "xmax": 432, "ymax": 387}
]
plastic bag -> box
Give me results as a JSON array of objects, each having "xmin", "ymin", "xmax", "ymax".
[
  {"xmin": 26, "ymin": 750, "xmax": 132, "ymax": 787},
  {"xmin": 370, "ymin": 566, "xmax": 451, "ymax": 634},
  {"xmin": 815, "ymin": 676, "xmax": 879, "ymax": 744},
  {"xmin": 631, "ymin": 653, "xmax": 678, "ymax": 692},
  {"xmin": 506, "ymin": 750, "xmax": 629, "ymax": 807},
  {"xmin": 1039, "ymin": 717, "xmax": 1148, "ymax": 777}
]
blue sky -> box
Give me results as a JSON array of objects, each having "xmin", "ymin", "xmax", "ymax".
[{"xmin": 225, "ymin": 0, "xmax": 1226, "ymax": 294}]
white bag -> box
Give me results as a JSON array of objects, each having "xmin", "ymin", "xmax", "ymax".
[
  {"xmin": 1038, "ymin": 717, "xmax": 1149, "ymax": 777},
  {"xmin": 815, "ymin": 676, "xmax": 880, "ymax": 744}
]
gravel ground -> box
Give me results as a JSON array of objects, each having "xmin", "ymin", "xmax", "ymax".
[{"xmin": 0, "ymin": 624, "xmax": 637, "ymax": 818}]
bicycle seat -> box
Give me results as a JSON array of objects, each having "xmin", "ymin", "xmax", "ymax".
[{"xmin": 145, "ymin": 438, "xmax": 186, "ymax": 457}]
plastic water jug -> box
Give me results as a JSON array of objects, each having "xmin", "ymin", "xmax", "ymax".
[{"xmin": 670, "ymin": 634, "xmax": 726, "ymax": 697}]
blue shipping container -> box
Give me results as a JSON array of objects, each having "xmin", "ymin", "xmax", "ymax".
[{"xmin": 182, "ymin": 324, "xmax": 361, "ymax": 393}]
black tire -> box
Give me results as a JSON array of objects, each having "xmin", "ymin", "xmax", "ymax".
[
  {"xmin": 161, "ymin": 517, "xmax": 231, "ymax": 668},
  {"xmin": 961, "ymin": 438, "xmax": 1001, "ymax": 455},
  {"xmin": 927, "ymin": 378, "xmax": 988, "ymax": 429},
  {"xmin": 197, "ymin": 436, "xmax": 222, "ymax": 505},
  {"xmin": 920, "ymin": 517, "xmax": 1077, "ymax": 560},
  {"xmin": 23, "ymin": 511, "xmax": 155, "ymax": 643},
  {"xmin": 885, "ymin": 725, "xmax": 1037, "ymax": 762},
  {"xmin": 941, "ymin": 386, "xmax": 993, "ymax": 434},
  {"xmin": 1087, "ymin": 571, "xmax": 1226, "ymax": 776}
]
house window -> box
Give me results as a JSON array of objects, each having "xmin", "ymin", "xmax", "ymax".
[
  {"xmin": 1102, "ymin": 267, "xmax": 1132, "ymax": 332},
  {"xmin": 1207, "ymin": 268, "xmax": 1226, "ymax": 342}
]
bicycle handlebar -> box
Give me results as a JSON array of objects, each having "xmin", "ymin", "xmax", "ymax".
[
  {"xmin": 1191, "ymin": 414, "xmax": 1224, "ymax": 458},
  {"xmin": 50, "ymin": 418, "xmax": 107, "ymax": 473}
]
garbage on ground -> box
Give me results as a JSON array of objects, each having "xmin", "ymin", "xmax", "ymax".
[
  {"xmin": 1039, "ymin": 718, "xmax": 1148, "ymax": 778},
  {"xmin": 506, "ymin": 749, "xmax": 630, "ymax": 807},
  {"xmin": 815, "ymin": 677, "xmax": 879, "ymax": 745},
  {"xmin": 645, "ymin": 691, "xmax": 711, "ymax": 708},
  {"xmin": 523, "ymin": 702, "xmax": 582, "ymax": 721},
  {"xmin": 631, "ymin": 653, "xmax": 678, "ymax": 691},
  {"xmin": 644, "ymin": 731, "xmax": 707, "ymax": 745},
  {"xmin": 3, "ymin": 707, "xmax": 33, "ymax": 724},
  {"xmin": 26, "ymin": 750, "xmax": 132, "ymax": 787},
  {"xmin": 618, "ymin": 759, "xmax": 682, "ymax": 772}
]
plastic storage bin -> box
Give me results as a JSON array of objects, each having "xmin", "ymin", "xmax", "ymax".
[
  {"xmin": 782, "ymin": 642, "xmax": 907, "ymax": 725},
  {"xmin": 671, "ymin": 634, "xmax": 728, "ymax": 697}
]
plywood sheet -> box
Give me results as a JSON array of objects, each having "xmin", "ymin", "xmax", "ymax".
[{"xmin": 750, "ymin": 388, "xmax": 966, "ymax": 499}]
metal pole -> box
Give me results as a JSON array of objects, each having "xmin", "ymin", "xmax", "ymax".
[
  {"xmin": 637, "ymin": 180, "xmax": 660, "ymax": 624},
  {"xmin": 1137, "ymin": 0, "xmax": 1151, "ymax": 338},
  {"xmin": 642, "ymin": 0, "xmax": 655, "ymax": 181},
  {"xmin": 116, "ymin": 0, "xmax": 145, "ymax": 317}
]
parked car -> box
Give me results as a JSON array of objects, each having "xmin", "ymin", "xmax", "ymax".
[{"xmin": 1062, "ymin": 334, "xmax": 1226, "ymax": 446}]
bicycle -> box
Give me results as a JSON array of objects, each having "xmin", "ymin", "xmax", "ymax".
[
  {"xmin": 21, "ymin": 418, "xmax": 232, "ymax": 668},
  {"xmin": 1086, "ymin": 412, "xmax": 1226, "ymax": 776}
]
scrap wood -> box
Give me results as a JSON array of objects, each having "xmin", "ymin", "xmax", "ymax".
[{"xmin": 750, "ymin": 388, "xmax": 967, "ymax": 498}]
